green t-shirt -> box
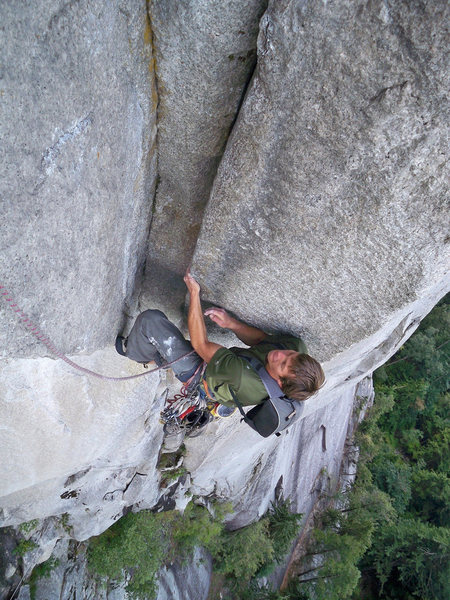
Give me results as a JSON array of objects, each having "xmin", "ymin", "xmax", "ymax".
[{"xmin": 204, "ymin": 334, "xmax": 307, "ymax": 407}]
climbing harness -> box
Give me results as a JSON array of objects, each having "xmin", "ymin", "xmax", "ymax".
[
  {"xmin": 160, "ymin": 374, "xmax": 235, "ymax": 437},
  {"xmin": 160, "ymin": 361, "xmax": 212, "ymax": 436},
  {"xmin": 0, "ymin": 284, "xmax": 195, "ymax": 381}
]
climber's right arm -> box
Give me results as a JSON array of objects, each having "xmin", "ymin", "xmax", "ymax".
[{"xmin": 204, "ymin": 308, "xmax": 267, "ymax": 346}]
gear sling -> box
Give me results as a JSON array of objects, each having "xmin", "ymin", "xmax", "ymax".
[{"xmin": 229, "ymin": 354, "xmax": 304, "ymax": 437}]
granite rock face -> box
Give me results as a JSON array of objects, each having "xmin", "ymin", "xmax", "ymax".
[
  {"xmin": 0, "ymin": 1, "xmax": 449, "ymax": 599},
  {"xmin": 192, "ymin": 0, "xmax": 449, "ymax": 362},
  {"xmin": 185, "ymin": 378, "xmax": 366, "ymax": 529},
  {"xmin": 1, "ymin": 377, "xmax": 369, "ymax": 600},
  {"xmin": 0, "ymin": 348, "xmax": 163, "ymax": 540},
  {"xmin": 156, "ymin": 547, "xmax": 212, "ymax": 600},
  {"xmin": 0, "ymin": 0, "xmax": 167, "ymax": 579},
  {"xmin": 0, "ymin": 0, "xmax": 156, "ymax": 358},
  {"xmin": 141, "ymin": 0, "xmax": 268, "ymax": 321},
  {"xmin": 12, "ymin": 539, "xmax": 211, "ymax": 600}
]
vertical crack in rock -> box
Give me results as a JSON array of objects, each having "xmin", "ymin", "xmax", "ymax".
[
  {"xmin": 125, "ymin": 0, "xmax": 162, "ymax": 317},
  {"xmin": 227, "ymin": 50, "xmax": 259, "ymax": 138},
  {"xmin": 118, "ymin": 1, "xmax": 163, "ymax": 322},
  {"xmin": 140, "ymin": 1, "xmax": 270, "ymax": 323},
  {"xmin": 145, "ymin": 0, "xmax": 161, "ymax": 241}
]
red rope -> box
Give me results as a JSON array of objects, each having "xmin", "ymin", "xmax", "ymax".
[{"xmin": 0, "ymin": 285, "xmax": 195, "ymax": 382}]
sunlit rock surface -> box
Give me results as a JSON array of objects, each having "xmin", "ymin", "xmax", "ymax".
[
  {"xmin": 0, "ymin": 0, "xmax": 449, "ymax": 598},
  {"xmin": 0, "ymin": 0, "xmax": 156, "ymax": 358},
  {"xmin": 192, "ymin": 0, "xmax": 449, "ymax": 363},
  {"xmin": 0, "ymin": 349, "xmax": 162, "ymax": 539}
]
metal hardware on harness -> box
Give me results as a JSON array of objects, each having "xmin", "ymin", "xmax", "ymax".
[
  {"xmin": 160, "ymin": 390, "xmax": 214, "ymax": 436},
  {"xmin": 160, "ymin": 362, "xmax": 215, "ymax": 436},
  {"xmin": 0, "ymin": 284, "xmax": 195, "ymax": 382}
]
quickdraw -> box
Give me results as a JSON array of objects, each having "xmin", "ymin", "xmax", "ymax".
[{"xmin": 160, "ymin": 361, "xmax": 216, "ymax": 436}]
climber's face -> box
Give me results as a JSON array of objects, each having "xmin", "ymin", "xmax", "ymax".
[{"xmin": 265, "ymin": 350, "xmax": 299, "ymax": 384}]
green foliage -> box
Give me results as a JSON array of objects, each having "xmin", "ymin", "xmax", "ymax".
[
  {"xmin": 420, "ymin": 394, "xmax": 450, "ymax": 472},
  {"xmin": 358, "ymin": 295, "xmax": 450, "ymax": 599},
  {"xmin": 399, "ymin": 426, "xmax": 424, "ymax": 459},
  {"xmin": 282, "ymin": 553, "xmax": 363, "ymax": 600},
  {"xmin": 355, "ymin": 391, "xmax": 394, "ymax": 459},
  {"xmin": 162, "ymin": 465, "xmax": 187, "ymax": 482},
  {"xmin": 29, "ymin": 557, "xmax": 59, "ymax": 600},
  {"xmin": 287, "ymin": 473, "xmax": 388, "ymax": 599},
  {"xmin": 410, "ymin": 468, "xmax": 450, "ymax": 527},
  {"xmin": 267, "ymin": 499, "xmax": 303, "ymax": 559},
  {"xmin": 238, "ymin": 581, "xmax": 291, "ymax": 600},
  {"xmin": 214, "ymin": 498, "xmax": 302, "ymax": 590},
  {"xmin": 376, "ymin": 379, "xmax": 429, "ymax": 435},
  {"xmin": 287, "ymin": 296, "xmax": 449, "ymax": 600},
  {"xmin": 88, "ymin": 501, "xmax": 232, "ymax": 598},
  {"xmin": 309, "ymin": 559, "xmax": 361, "ymax": 600},
  {"xmin": 88, "ymin": 510, "xmax": 169, "ymax": 599},
  {"xmin": 92, "ymin": 497, "xmax": 303, "ymax": 597},
  {"xmin": 375, "ymin": 297, "xmax": 449, "ymax": 394},
  {"xmin": 256, "ymin": 500, "xmax": 303, "ymax": 577},
  {"xmin": 19, "ymin": 519, "xmax": 39, "ymax": 535},
  {"xmin": 367, "ymin": 519, "xmax": 450, "ymax": 600},
  {"xmin": 215, "ymin": 518, "xmax": 274, "ymax": 580},
  {"xmin": 87, "ymin": 496, "xmax": 302, "ymax": 599},
  {"xmin": 30, "ymin": 556, "xmax": 59, "ymax": 578},
  {"xmin": 370, "ymin": 457, "xmax": 412, "ymax": 513},
  {"xmin": 59, "ymin": 512, "xmax": 74, "ymax": 535},
  {"xmin": 163, "ymin": 501, "xmax": 228, "ymax": 561},
  {"xmin": 293, "ymin": 488, "xmax": 382, "ymax": 600},
  {"xmin": 338, "ymin": 489, "xmax": 394, "ymax": 539},
  {"xmin": 157, "ymin": 448, "xmax": 188, "ymax": 484},
  {"xmin": 13, "ymin": 539, "xmax": 38, "ymax": 556}
]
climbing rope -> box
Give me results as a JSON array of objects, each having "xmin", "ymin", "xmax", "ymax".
[{"xmin": 0, "ymin": 284, "xmax": 195, "ymax": 381}]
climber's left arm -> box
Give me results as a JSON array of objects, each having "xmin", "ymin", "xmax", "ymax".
[{"xmin": 184, "ymin": 271, "xmax": 223, "ymax": 363}]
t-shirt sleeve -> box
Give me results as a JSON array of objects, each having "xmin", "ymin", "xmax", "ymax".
[
  {"xmin": 263, "ymin": 333, "xmax": 308, "ymax": 354},
  {"xmin": 205, "ymin": 346, "xmax": 245, "ymax": 390}
]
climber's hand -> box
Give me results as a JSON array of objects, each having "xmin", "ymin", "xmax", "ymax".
[
  {"xmin": 184, "ymin": 270, "xmax": 200, "ymax": 295},
  {"xmin": 204, "ymin": 307, "xmax": 236, "ymax": 330}
]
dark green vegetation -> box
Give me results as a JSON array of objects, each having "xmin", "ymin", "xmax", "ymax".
[
  {"xmin": 13, "ymin": 538, "xmax": 38, "ymax": 557},
  {"xmin": 18, "ymin": 519, "xmax": 39, "ymax": 535},
  {"xmin": 236, "ymin": 296, "xmax": 449, "ymax": 600},
  {"xmin": 355, "ymin": 295, "xmax": 449, "ymax": 600},
  {"xmin": 87, "ymin": 498, "xmax": 302, "ymax": 599},
  {"xmin": 29, "ymin": 557, "xmax": 60, "ymax": 600},
  {"xmin": 88, "ymin": 501, "xmax": 231, "ymax": 598},
  {"xmin": 260, "ymin": 295, "xmax": 449, "ymax": 600}
]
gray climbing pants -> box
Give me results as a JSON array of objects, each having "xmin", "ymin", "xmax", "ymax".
[{"xmin": 125, "ymin": 309, "xmax": 203, "ymax": 383}]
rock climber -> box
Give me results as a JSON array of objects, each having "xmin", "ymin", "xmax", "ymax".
[{"xmin": 116, "ymin": 271, "xmax": 325, "ymax": 418}]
